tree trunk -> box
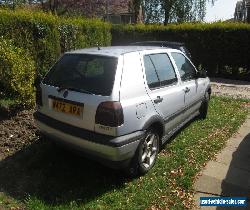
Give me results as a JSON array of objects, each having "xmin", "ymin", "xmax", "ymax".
[
  {"xmin": 247, "ymin": 7, "xmax": 250, "ymax": 23},
  {"xmin": 49, "ymin": 0, "xmax": 57, "ymax": 15},
  {"xmin": 164, "ymin": 0, "xmax": 172, "ymax": 25},
  {"xmin": 133, "ymin": 0, "xmax": 141, "ymax": 23},
  {"xmin": 53, "ymin": 0, "xmax": 58, "ymax": 15},
  {"xmin": 164, "ymin": 10, "xmax": 170, "ymax": 25}
]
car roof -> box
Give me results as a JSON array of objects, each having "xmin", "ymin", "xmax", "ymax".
[
  {"xmin": 66, "ymin": 46, "xmax": 174, "ymax": 58},
  {"xmin": 129, "ymin": 41, "xmax": 192, "ymax": 58}
]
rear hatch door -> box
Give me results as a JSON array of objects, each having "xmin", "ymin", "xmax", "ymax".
[{"xmin": 39, "ymin": 53, "xmax": 119, "ymax": 132}]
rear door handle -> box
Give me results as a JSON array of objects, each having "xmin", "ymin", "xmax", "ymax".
[
  {"xmin": 154, "ymin": 96, "xmax": 163, "ymax": 104},
  {"xmin": 183, "ymin": 87, "xmax": 190, "ymax": 93}
]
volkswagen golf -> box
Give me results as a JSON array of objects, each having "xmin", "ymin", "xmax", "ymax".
[{"xmin": 34, "ymin": 46, "xmax": 211, "ymax": 176}]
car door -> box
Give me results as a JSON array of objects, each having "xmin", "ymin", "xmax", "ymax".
[
  {"xmin": 142, "ymin": 52, "xmax": 185, "ymax": 135},
  {"xmin": 171, "ymin": 52, "xmax": 204, "ymax": 119}
]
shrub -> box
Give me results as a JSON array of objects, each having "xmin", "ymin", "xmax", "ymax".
[
  {"xmin": 112, "ymin": 23, "xmax": 250, "ymax": 80},
  {"xmin": 0, "ymin": 38, "xmax": 36, "ymax": 106}
]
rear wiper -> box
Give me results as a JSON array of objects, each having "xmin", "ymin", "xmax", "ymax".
[{"xmin": 56, "ymin": 85, "xmax": 95, "ymax": 95}]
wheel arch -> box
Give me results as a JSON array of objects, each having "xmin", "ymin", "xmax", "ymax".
[
  {"xmin": 206, "ymin": 85, "xmax": 212, "ymax": 99},
  {"xmin": 142, "ymin": 115, "xmax": 165, "ymax": 142}
]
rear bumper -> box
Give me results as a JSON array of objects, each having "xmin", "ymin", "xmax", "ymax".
[{"xmin": 34, "ymin": 112, "xmax": 144, "ymax": 168}]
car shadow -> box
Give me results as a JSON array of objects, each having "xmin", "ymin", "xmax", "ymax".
[
  {"xmin": 216, "ymin": 133, "xmax": 250, "ymax": 210},
  {"xmin": 0, "ymin": 136, "xmax": 128, "ymax": 206}
]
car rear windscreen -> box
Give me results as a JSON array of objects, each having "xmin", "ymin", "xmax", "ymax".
[{"xmin": 43, "ymin": 54, "xmax": 118, "ymax": 96}]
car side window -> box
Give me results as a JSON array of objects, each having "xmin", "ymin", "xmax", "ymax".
[
  {"xmin": 143, "ymin": 55, "xmax": 160, "ymax": 88},
  {"xmin": 143, "ymin": 53, "xmax": 177, "ymax": 89},
  {"xmin": 171, "ymin": 52, "xmax": 196, "ymax": 81},
  {"xmin": 149, "ymin": 54, "xmax": 177, "ymax": 86}
]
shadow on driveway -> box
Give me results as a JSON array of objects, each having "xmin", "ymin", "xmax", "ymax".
[
  {"xmin": 0, "ymin": 137, "xmax": 127, "ymax": 206},
  {"xmin": 217, "ymin": 133, "xmax": 250, "ymax": 210}
]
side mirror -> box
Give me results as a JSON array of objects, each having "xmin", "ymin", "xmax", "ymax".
[{"xmin": 195, "ymin": 69, "xmax": 207, "ymax": 79}]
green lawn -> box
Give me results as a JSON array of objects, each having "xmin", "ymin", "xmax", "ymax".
[{"xmin": 0, "ymin": 96, "xmax": 249, "ymax": 210}]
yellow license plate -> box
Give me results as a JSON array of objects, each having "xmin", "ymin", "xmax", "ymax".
[{"xmin": 52, "ymin": 99, "xmax": 83, "ymax": 117}]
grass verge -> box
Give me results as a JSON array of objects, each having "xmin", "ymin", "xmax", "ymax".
[{"xmin": 0, "ymin": 96, "xmax": 249, "ymax": 210}]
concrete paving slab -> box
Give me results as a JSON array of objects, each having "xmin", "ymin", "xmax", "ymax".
[
  {"xmin": 216, "ymin": 148, "xmax": 250, "ymax": 172},
  {"xmin": 194, "ymin": 162, "xmax": 250, "ymax": 195},
  {"xmin": 203, "ymin": 161, "xmax": 250, "ymax": 186},
  {"xmin": 194, "ymin": 174, "xmax": 224, "ymax": 195},
  {"xmin": 226, "ymin": 132, "xmax": 250, "ymax": 150},
  {"xmin": 202, "ymin": 161, "xmax": 230, "ymax": 183}
]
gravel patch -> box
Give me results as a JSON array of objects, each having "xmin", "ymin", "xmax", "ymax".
[
  {"xmin": 211, "ymin": 84, "xmax": 250, "ymax": 99},
  {"xmin": 210, "ymin": 78, "xmax": 250, "ymax": 99}
]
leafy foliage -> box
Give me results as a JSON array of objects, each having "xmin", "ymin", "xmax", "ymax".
[
  {"xmin": 0, "ymin": 9, "xmax": 60, "ymax": 75},
  {"xmin": 0, "ymin": 38, "xmax": 36, "ymax": 105},
  {"xmin": 142, "ymin": 0, "xmax": 215, "ymax": 24},
  {"xmin": 37, "ymin": 0, "xmax": 129, "ymax": 17}
]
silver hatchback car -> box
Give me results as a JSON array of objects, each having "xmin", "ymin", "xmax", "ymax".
[{"xmin": 34, "ymin": 46, "xmax": 211, "ymax": 176}]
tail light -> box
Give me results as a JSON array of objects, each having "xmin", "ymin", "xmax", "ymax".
[
  {"xmin": 95, "ymin": 101, "xmax": 124, "ymax": 127},
  {"xmin": 36, "ymin": 86, "xmax": 43, "ymax": 106}
]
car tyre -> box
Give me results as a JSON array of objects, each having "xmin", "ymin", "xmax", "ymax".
[
  {"xmin": 199, "ymin": 92, "xmax": 209, "ymax": 119},
  {"xmin": 127, "ymin": 128, "xmax": 160, "ymax": 177}
]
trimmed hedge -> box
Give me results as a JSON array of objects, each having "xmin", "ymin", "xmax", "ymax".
[
  {"xmin": 59, "ymin": 18, "xmax": 112, "ymax": 53},
  {"xmin": 0, "ymin": 38, "xmax": 36, "ymax": 105},
  {"xmin": 0, "ymin": 9, "xmax": 60, "ymax": 76},
  {"xmin": 112, "ymin": 23, "xmax": 250, "ymax": 80},
  {"xmin": 0, "ymin": 9, "xmax": 111, "ymax": 76},
  {"xmin": 0, "ymin": 9, "xmax": 111, "ymax": 106}
]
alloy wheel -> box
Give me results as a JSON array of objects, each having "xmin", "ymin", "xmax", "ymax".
[{"xmin": 140, "ymin": 132, "xmax": 159, "ymax": 169}]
